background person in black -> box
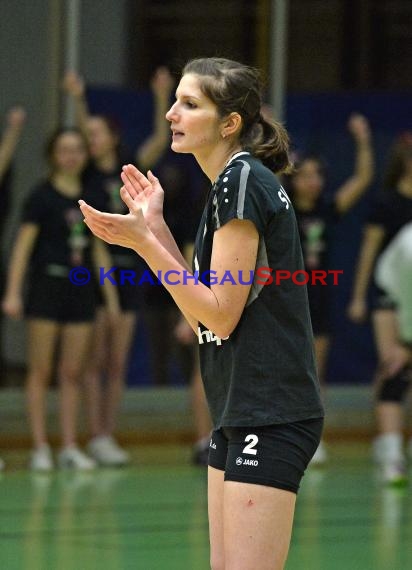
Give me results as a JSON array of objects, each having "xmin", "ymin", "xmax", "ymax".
[
  {"xmin": 348, "ymin": 133, "xmax": 412, "ymax": 484},
  {"xmin": 63, "ymin": 68, "xmax": 174, "ymax": 465},
  {"xmin": 79, "ymin": 57, "xmax": 324, "ymax": 570},
  {"xmin": 140, "ymin": 154, "xmax": 205, "ymax": 386},
  {"xmin": 1, "ymin": 128, "xmax": 119, "ymax": 472},
  {"xmin": 0, "ymin": 106, "xmax": 26, "ymax": 471},
  {"xmin": 286, "ymin": 114, "xmax": 373, "ymax": 464}
]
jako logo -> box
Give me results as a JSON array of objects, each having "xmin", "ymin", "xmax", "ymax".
[
  {"xmin": 210, "ymin": 440, "xmax": 217, "ymax": 450},
  {"xmin": 243, "ymin": 459, "xmax": 259, "ymax": 466},
  {"xmin": 236, "ymin": 457, "xmax": 243, "ymax": 465}
]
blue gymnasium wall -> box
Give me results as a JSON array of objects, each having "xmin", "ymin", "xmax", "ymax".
[{"xmin": 88, "ymin": 88, "xmax": 412, "ymax": 386}]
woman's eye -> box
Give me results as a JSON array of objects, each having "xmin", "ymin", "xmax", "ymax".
[{"xmin": 185, "ymin": 101, "xmax": 197, "ymax": 109}]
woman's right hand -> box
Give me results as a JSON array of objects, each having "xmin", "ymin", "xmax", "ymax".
[
  {"xmin": 2, "ymin": 293, "xmax": 23, "ymax": 319},
  {"xmin": 347, "ymin": 298, "xmax": 368, "ymax": 323},
  {"xmin": 120, "ymin": 164, "xmax": 165, "ymax": 230},
  {"xmin": 62, "ymin": 70, "xmax": 85, "ymax": 98},
  {"xmin": 7, "ymin": 107, "xmax": 27, "ymax": 129}
]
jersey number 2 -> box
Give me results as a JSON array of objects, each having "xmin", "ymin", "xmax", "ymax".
[{"xmin": 243, "ymin": 434, "xmax": 259, "ymax": 455}]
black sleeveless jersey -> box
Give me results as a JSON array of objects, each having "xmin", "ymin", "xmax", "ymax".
[{"xmin": 193, "ymin": 152, "xmax": 324, "ymax": 429}]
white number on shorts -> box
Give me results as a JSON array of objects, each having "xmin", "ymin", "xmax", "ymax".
[{"xmin": 243, "ymin": 434, "xmax": 259, "ymax": 455}]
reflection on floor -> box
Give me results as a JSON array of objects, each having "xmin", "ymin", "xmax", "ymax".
[{"xmin": 0, "ymin": 443, "xmax": 412, "ymax": 570}]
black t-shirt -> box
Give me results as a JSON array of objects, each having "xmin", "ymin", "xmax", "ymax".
[
  {"xmin": 84, "ymin": 159, "xmax": 141, "ymax": 269},
  {"xmin": 193, "ymin": 152, "xmax": 324, "ymax": 429},
  {"xmin": 368, "ymin": 190, "xmax": 412, "ymax": 248},
  {"xmin": 293, "ymin": 198, "xmax": 338, "ymax": 271},
  {"xmin": 22, "ymin": 180, "xmax": 95, "ymax": 272}
]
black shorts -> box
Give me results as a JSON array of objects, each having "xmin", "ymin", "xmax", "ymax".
[
  {"xmin": 208, "ymin": 418, "xmax": 324, "ymax": 494},
  {"xmin": 371, "ymin": 281, "xmax": 397, "ymax": 312},
  {"xmin": 26, "ymin": 271, "xmax": 96, "ymax": 324},
  {"xmin": 97, "ymin": 267, "xmax": 143, "ymax": 312}
]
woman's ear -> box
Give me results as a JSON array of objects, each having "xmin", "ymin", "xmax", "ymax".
[{"xmin": 221, "ymin": 112, "xmax": 242, "ymax": 139}]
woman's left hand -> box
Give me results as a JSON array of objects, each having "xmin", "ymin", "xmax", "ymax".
[{"xmin": 79, "ymin": 192, "xmax": 152, "ymax": 254}]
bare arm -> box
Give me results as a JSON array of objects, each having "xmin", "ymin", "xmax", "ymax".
[
  {"xmin": 0, "ymin": 107, "xmax": 26, "ymax": 183},
  {"xmin": 136, "ymin": 67, "xmax": 174, "ymax": 171},
  {"xmin": 347, "ymin": 224, "xmax": 386, "ymax": 322},
  {"xmin": 334, "ymin": 114, "xmax": 374, "ymax": 215},
  {"xmin": 79, "ymin": 195, "xmax": 259, "ymax": 339},
  {"xmin": 62, "ymin": 71, "xmax": 90, "ymax": 135},
  {"xmin": 2, "ymin": 224, "xmax": 39, "ymax": 318}
]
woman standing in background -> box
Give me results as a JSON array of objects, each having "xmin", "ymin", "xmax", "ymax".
[
  {"xmin": 63, "ymin": 68, "xmax": 174, "ymax": 465},
  {"xmin": 2, "ymin": 128, "xmax": 119, "ymax": 471}
]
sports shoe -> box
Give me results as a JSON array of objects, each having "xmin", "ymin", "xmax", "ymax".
[
  {"xmin": 30, "ymin": 444, "xmax": 54, "ymax": 472},
  {"xmin": 381, "ymin": 461, "xmax": 408, "ymax": 486},
  {"xmin": 87, "ymin": 436, "xmax": 129, "ymax": 467},
  {"xmin": 58, "ymin": 447, "xmax": 96, "ymax": 470},
  {"xmin": 310, "ymin": 441, "xmax": 327, "ymax": 466},
  {"xmin": 372, "ymin": 433, "xmax": 405, "ymax": 465}
]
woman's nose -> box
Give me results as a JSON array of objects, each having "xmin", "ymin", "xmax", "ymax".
[{"xmin": 166, "ymin": 102, "xmax": 178, "ymax": 122}]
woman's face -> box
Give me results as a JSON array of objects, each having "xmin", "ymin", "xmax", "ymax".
[
  {"xmin": 292, "ymin": 159, "xmax": 324, "ymax": 200},
  {"xmin": 165, "ymin": 73, "xmax": 222, "ymax": 156},
  {"xmin": 50, "ymin": 132, "xmax": 88, "ymax": 175},
  {"xmin": 86, "ymin": 117, "xmax": 118, "ymax": 159}
]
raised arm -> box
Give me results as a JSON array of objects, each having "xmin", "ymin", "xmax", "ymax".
[
  {"xmin": 2, "ymin": 223, "xmax": 39, "ymax": 319},
  {"xmin": 62, "ymin": 71, "xmax": 90, "ymax": 135},
  {"xmin": 347, "ymin": 224, "xmax": 386, "ymax": 323},
  {"xmin": 0, "ymin": 107, "xmax": 26, "ymax": 183},
  {"xmin": 136, "ymin": 67, "xmax": 174, "ymax": 171},
  {"xmin": 334, "ymin": 114, "xmax": 373, "ymax": 215}
]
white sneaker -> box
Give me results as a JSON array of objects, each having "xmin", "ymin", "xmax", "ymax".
[
  {"xmin": 58, "ymin": 447, "xmax": 96, "ymax": 471},
  {"xmin": 310, "ymin": 441, "xmax": 327, "ymax": 466},
  {"xmin": 30, "ymin": 445, "xmax": 54, "ymax": 472},
  {"xmin": 87, "ymin": 436, "xmax": 130, "ymax": 467},
  {"xmin": 372, "ymin": 433, "xmax": 405, "ymax": 465},
  {"xmin": 381, "ymin": 461, "xmax": 408, "ymax": 486}
]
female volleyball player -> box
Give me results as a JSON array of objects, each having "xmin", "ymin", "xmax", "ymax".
[
  {"xmin": 2, "ymin": 128, "xmax": 119, "ymax": 471},
  {"xmin": 63, "ymin": 68, "xmax": 174, "ymax": 465},
  {"xmin": 286, "ymin": 115, "xmax": 373, "ymax": 463},
  {"xmin": 348, "ymin": 133, "xmax": 412, "ymax": 484},
  {"xmin": 79, "ymin": 58, "xmax": 324, "ymax": 569}
]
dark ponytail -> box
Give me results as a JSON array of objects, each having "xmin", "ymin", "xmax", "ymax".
[
  {"xmin": 183, "ymin": 57, "xmax": 292, "ymax": 174},
  {"xmin": 241, "ymin": 113, "xmax": 292, "ymax": 174}
]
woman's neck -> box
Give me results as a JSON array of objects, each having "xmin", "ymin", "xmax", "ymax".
[
  {"xmin": 293, "ymin": 194, "xmax": 316, "ymax": 211},
  {"xmin": 95, "ymin": 151, "xmax": 117, "ymax": 173},
  {"xmin": 51, "ymin": 173, "xmax": 82, "ymax": 198},
  {"xmin": 195, "ymin": 143, "xmax": 243, "ymax": 184},
  {"xmin": 398, "ymin": 176, "xmax": 412, "ymax": 197}
]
